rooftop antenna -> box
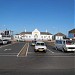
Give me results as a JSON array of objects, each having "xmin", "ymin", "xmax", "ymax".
[
  {"xmin": 25, "ymin": 29, "xmax": 26, "ymax": 32},
  {"xmin": 46, "ymin": 29, "xmax": 48, "ymax": 33}
]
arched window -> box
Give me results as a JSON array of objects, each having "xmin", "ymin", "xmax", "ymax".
[{"xmin": 34, "ymin": 34, "xmax": 38, "ymax": 39}]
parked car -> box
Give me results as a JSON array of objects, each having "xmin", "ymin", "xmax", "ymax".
[
  {"xmin": 4, "ymin": 39, "xmax": 11, "ymax": 44},
  {"xmin": 34, "ymin": 41, "xmax": 47, "ymax": 53},
  {"xmin": 31, "ymin": 40, "xmax": 37, "ymax": 46},
  {"xmin": 2, "ymin": 39, "xmax": 8, "ymax": 44},
  {"xmin": 17, "ymin": 39, "xmax": 25, "ymax": 42},
  {"xmin": 54, "ymin": 40, "xmax": 75, "ymax": 52},
  {"xmin": 0, "ymin": 39, "xmax": 11, "ymax": 45},
  {"xmin": 0, "ymin": 39, "xmax": 3, "ymax": 45}
]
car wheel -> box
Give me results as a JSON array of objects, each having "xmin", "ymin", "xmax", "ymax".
[
  {"xmin": 44, "ymin": 50, "xmax": 46, "ymax": 53},
  {"xmin": 34, "ymin": 49, "xmax": 37, "ymax": 52},
  {"xmin": 62, "ymin": 48, "xmax": 66, "ymax": 52},
  {"xmin": 55, "ymin": 47, "xmax": 58, "ymax": 50}
]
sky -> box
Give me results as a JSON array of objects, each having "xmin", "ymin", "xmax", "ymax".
[{"xmin": 0, "ymin": 0, "xmax": 74, "ymax": 35}]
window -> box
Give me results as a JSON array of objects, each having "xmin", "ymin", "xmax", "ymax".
[
  {"xmin": 34, "ymin": 34, "xmax": 38, "ymax": 39},
  {"xmin": 63, "ymin": 41, "xmax": 65, "ymax": 45},
  {"xmin": 41, "ymin": 36, "xmax": 43, "ymax": 38},
  {"xmin": 29, "ymin": 36, "xmax": 31, "ymax": 38},
  {"xmin": 36, "ymin": 43, "xmax": 45, "ymax": 46},
  {"xmin": 66, "ymin": 40, "xmax": 75, "ymax": 45},
  {"xmin": 56, "ymin": 40, "xmax": 62, "ymax": 44},
  {"xmin": 48, "ymin": 36, "xmax": 50, "ymax": 38},
  {"xmin": 26, "ymin": 36, "xmax": 28, "ymax": 38},
  {"xmin": 44, "ymin": 36, "xmax": 47, "ymax": 38}
]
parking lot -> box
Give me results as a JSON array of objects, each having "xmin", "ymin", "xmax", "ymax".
[{"xmin": 0, "ymin": 41, "xmax": 75, "ymax": 75}]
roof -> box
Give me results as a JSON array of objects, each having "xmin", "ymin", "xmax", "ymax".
[
  {"xmin": 54, "ymin": 32, "xmax": 66, "ymax": 36},
  {"xmin": 15, "ymin": 34, "xmax": 19, "ymax": 35},
  {"xmin": 20, "ymin": 32, "xmax": 32, "ymax": 35},
  {"xmin": 41, "ymin": 32, "xmax": 52, "ymax": 35},
  {"xmin": 69, "ymin": 29, "xmax": 75, "ymax": 33},
  {"xmin": 20, "ymin": 32, "xmax": 52, "ymax": 35}
]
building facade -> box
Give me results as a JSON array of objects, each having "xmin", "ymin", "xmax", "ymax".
[
  {"xmin": 68, "ymin": 29, "xmax": 75, "ymax": 39},
  {"xmin": 14, "ymin": 29, "xmax": 53, "ymax": 41},
  {"xmin": 54, "ymin": 32, "xmax": 66, "ymax": 40}
]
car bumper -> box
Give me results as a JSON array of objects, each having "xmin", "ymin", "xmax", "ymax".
[
  {"xmin": 66, "ymin": 49, "xmax": 75, "ymax": 51},
  {"xmin": 35, "ymin": 49, "xmax": 46, "ymax": 52}
]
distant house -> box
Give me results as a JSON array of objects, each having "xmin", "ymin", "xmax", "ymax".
[
  {"xmin": 14, "ymin": 29, "xmax": 53, "ymax": 41},
  {"xmin": 54, "ymin": 32, "xmax": 66, "ymax": 40},
  {"xmin": 68, "ymin": 29, "xmax": 75, "ymax": 39}
]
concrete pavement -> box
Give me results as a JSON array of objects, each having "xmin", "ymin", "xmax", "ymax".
[{"xmin": 0, "ymin": 41, "xmax": 75, "ymax": 75}]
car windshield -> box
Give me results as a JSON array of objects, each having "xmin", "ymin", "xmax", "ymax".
[
  {"xmin": 36, "ymin": 43, "xmax": 45, "ymax": 46},
  {"xmin": 66, "ymin": 40, "xmax": 75, "ymax": 45}
]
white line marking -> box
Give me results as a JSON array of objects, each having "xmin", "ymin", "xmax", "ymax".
[
  {"xmin": 0, "ymin": 55, "xmax": 17, "ymax": 56},
  {"xmin": 4, "ymin": 49, "xmax": 11, "ymax": 51},
  {"xmin": 25, "ymin": 43, "xmax": 29, "ymax": 57},
  {"xmin": 0, "ymin": 44, "xmax": 12, "ymax": 48},
  {"xmin": 27, "ymin": 55, "xmax": 75, "ymax": 57},
  {"xmin": 17, "ymin": 43, "xmax": 27, "ymax": 57},
  {"xmin": 0, "ymin": 53, "xmax": 17, "ymax": 54},
  {"xmin": 47, "ymin": 49, "xmax": 54, "ymax": 53},
  {"xmin": 0, "ymin": 42, "xmax": 17, "ymax": 49}
]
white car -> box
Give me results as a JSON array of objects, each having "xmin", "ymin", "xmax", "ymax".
[
  {"xmin": 0, "ymin": 39, "xmax": 8, "ymax": 45},
  {"xmin": 2, "ymin": 39, "xmax": 8, "ymax": 44},
  {"xmin": 31, "ymin": 40, "xmax": 36, "ymax": 46},
  {"xmin": 34, "ymin": 41, "xmax": 47, "ymax": 53},
  {"xmin": 54, "ymin": 40, "xmax": 75, "ymax": 52}
]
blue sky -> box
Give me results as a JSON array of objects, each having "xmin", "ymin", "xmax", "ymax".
[{"xmin": 0, "ymin": 0, "xmax": 74, "ymax": 35}]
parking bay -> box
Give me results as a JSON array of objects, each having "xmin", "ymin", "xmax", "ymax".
[
  {"xmin": 0, "ymin": 42, "xmax": 75, "ymax": 75},
  {"xmin": 0, "ymin": 42, "xmax": 25, "ymax": 56}
]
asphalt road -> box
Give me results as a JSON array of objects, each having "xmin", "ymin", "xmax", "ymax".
[
  {"xmin": 0, "ymin": 42, "xmax": 25, "ymax": 56},
  {"xmin": 0, "ymin": 42, "xmax": 75, "ymax": 75}
]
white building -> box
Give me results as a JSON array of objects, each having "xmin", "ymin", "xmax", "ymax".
[
  {"xmin": 54, "ymin": 32, "xmax": 66, "ymax": 40},
  {"xmin": 14, "ymin": 29, "xmax": 53, "ymax": 41}
]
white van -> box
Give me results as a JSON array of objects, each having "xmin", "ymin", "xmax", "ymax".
[{"xmin": 54, "ymin": 40, "xmax": 75, "ymax": 52}]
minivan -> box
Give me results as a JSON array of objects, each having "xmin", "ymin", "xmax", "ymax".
[{"xmin": 54, "ymin": 40, "xmax": 75, "ymax": 52}]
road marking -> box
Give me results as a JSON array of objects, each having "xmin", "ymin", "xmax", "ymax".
[
  {"xmin": 17, "ymin": 43, "xmax": 26, "ymax": 57},
  {"xmin": 0, "ymin": 44, "xmax": 12, "ymax": 48},
  {"xmin": 0, "ymin": 42, "xmax": 17, "ymax": 49},
  {"xmin": 25, "ymin": 43, "xmax": 29, "ymax": 57},
  {"xmin": 0, "ymin": 53, "xmax": 17, "ymax": 56},
  {"xmin": 0, "ymin": 55, "xmax": 17, "ymax": 56},
  {"xmin": 4, "ymin": 49, "xmax": 11, "ymax": 51},
  {"xmin": 17, "ymin": 43, "xmax": 27, "ymax": 57},
  {"xmin": 47, "ymin": 49, "xmax": 54, "ymax": 53},
  {"xmin": 0, "ymin": 53, "xmax": 17, "ymax": 54}
]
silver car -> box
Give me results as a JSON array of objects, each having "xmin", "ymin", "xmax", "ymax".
[{"xmin": 0, "ymin": 39, "xmax": 3, "ymax": 45}]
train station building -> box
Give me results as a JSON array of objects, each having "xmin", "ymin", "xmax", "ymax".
[{"xmin": 14, "ymin": 29, "xmax": 53, "ymax": 41}]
